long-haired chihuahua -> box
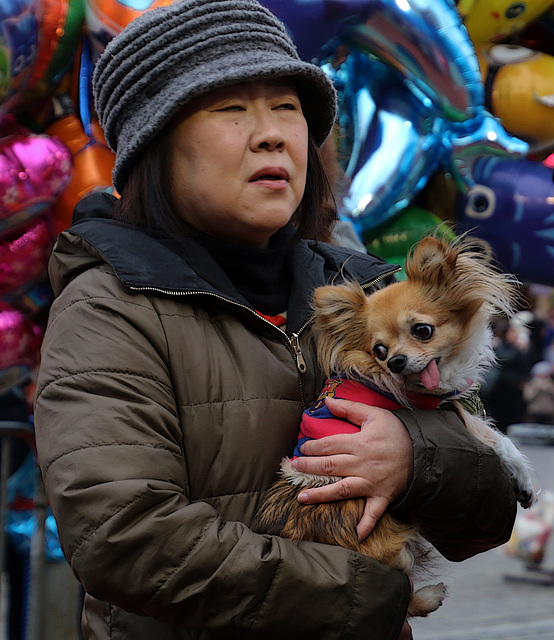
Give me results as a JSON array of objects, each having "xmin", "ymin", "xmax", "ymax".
[{"xmin": 252, "ymin": 233, "xmax": 537, "ymax": 618}]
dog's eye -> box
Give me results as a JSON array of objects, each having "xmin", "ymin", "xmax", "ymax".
[
  {"xmin": 412, "ymin": 324, "xmax": 434, "ymax": 340},
  {"xmin": 373, "ymin": 344, "xmax": 388, "ymax": 360}
]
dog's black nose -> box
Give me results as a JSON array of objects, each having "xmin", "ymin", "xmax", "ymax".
[{"xmin": 388, "ymin": 355, "xmax": 407, "ymax": 373}]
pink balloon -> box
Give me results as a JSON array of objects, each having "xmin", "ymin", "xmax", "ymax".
[
  {"xmin": 0, "ymin": 131, "xmax": 72, "ymax": 228},
  {"xmin": 0, "ymin": 217, "xmax": 53, "ymax": 297},
  {"xmin": 0, "ymin": 302, "xmax": 43, "ymax": 372}
]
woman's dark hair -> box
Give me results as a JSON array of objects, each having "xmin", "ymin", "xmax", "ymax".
[{"xmin": 113, "ymin": 130, "xmax": 338, "ymax": 243}]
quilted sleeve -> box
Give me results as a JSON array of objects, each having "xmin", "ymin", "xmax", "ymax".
[{"xmin": 391, "ymin": 407, "xmax": 517, "ymax": 561}]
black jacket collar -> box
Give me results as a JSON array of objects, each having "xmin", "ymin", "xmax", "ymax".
[{"xmin": 65, "ymin": 192, "xmax": 398, "ymax": 332}]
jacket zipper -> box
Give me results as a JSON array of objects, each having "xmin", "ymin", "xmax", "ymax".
[
  {"xmin": 127, "ymin": 285, "xmax": 310, "ymax": 370},
  {"xmin": 361, "ymin": 266, "xmax": 401, "ymax": 292},
  {"xmin": 129, "ymin": 265, "xmax": 400, "ymax": 406},
  {"xmin": 290, "ymin": 332, "xmax": 307, "ymax": 374}
]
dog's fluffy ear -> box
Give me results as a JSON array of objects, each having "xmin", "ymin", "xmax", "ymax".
[
  {"xmin": 405, "ymin": 234, "xmax": 519, "ymax": 319},
  {"xmin": 312, "ymin": 282, "xmax": 371, "ymax": 376},
  {"xmin": 313, "ymin": 282, "xmax": 367, "ymax": 320},
  {"xmin": 404, "ymin": 236, "xmax": 458, "ymax": 289}
]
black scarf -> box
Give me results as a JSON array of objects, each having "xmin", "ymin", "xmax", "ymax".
[
  {"xmin": 193, "ymin": 224, "xmax": 295, "ymax": 316},
  {"xmin": 160, "ymin": 223, "xmax": 296, "ymax": 316}
]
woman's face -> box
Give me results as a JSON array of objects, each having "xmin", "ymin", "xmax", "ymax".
[{"xmin": 169, "ymin": 79, "xmax": 309, "ymax": 248}]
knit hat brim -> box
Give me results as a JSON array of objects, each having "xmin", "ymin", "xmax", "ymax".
[{"xmin": 93, "ymin": 0, "xmax": 337, "ymax": 192}]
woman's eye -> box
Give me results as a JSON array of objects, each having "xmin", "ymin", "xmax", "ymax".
[
  {"xmin": 373, "ymin": 344, "xmax": 388, "ymax": 360},
  {"xmin": 412, "ymin": 324, "xmax": 434, "ymax": 340},
  {"xmin": 218, "ymin": 105, "xmax": 244, "ymax": 112},
  {"xmin": 276, "ymin": 103, "xmax": 296, "ymax": 110}
]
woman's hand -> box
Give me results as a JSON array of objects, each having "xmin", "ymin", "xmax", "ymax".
[{"xmin": 290, "ymin": 397, "xmax": 414, "ymax": 541}]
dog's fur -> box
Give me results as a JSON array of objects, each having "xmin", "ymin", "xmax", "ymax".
[{"xmin": 252, "ymin": 234, "xmax": 537, "ymax": 618}]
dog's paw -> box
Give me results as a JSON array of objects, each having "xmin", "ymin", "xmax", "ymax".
[
  {"xmin": 517, "ymin": 484, "xmax": 538, "ymax": 509},
  {"xmin": 513, "ymin": 466, "xmax": 538, "ymax": 508},
  {"xmin": 408, "ymin": 582, "xmax": 447, "ymax": 618},
  {"xmin": 497, "ymin": 437, "xmax": 538, "ymax": 508}
]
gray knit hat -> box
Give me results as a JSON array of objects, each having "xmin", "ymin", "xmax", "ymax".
[{"xmin": 93, "ymin": 0, "xmax": 337, "ymax": 192}]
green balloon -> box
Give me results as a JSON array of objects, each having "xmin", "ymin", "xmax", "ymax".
[
  {"xmin": 363, "ymin": 206, "xmax": 455, "ymax": 279},
  {"xmin": 0, "ymin": 46, "xmax": 10, "ymax": 100},
  {"xmin": 364, "ymin": 207, "xmax": 443, "ymax": 258}
]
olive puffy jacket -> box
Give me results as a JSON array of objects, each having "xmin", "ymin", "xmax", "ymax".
[{"xmin": 34, "ymin": 194, "xmax": 516, "ymax": 640}]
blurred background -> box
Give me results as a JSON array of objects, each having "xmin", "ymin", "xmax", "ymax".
[
  {"xmin": 1, "ymin": 0, "xmax": 554, "ymax": 637},
  {"xmin": 411, "ymin": 443, "xmax": 554, "ymax": 640}
]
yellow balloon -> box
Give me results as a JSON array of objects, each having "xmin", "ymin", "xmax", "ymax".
[
  {"xmin": 459, "ymin": 0, "xmax": 554, "ymax": 43},
  {"xmin": 477, "ymin": 44, "xmax": 554, "ymax": 149}
]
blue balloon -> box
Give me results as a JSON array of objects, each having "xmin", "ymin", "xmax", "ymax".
[
  {"xmin": 263, "ymin": 0, "xmax": 529, "ymax": 234},
  {"xmin": 321, "ymin": 44, "xmax": 529, "ymax": 233},
  {"xmin": 341, "ymin": 0, "xmax": 483, "ymax": 122},
  {"xmin": 444, "ymin": 115, "xmax": 530, "ymax": 193},
  {"xmin": 455, "ymin": 156, "xmax": 554, "ymax": 285},
  {"xmin": 263, "ymin": 0, "xmax": 484, "ymax": 120},
  {"xmin": 325, "ymin": 49, "xmax": 442, "ymax": 233},
  {"xmin": 6, "ymin": 452, "xmax": 64, "ymax": 561}
]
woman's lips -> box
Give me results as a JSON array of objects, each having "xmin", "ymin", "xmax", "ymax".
[{"xmin": 249, "ymin": 167, "xmax": 290, "ymax": 183}]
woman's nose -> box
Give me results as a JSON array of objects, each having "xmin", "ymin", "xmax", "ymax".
[{"xmin": 250, "ymin": 110, "xmax": 285, "ymax": 151}]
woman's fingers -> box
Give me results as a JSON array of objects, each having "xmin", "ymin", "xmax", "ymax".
[
  {"xmin": 295, "ymin": 477, "xmax": 390, "ymax": 539},
  {"xmin": 357, "ymin": 495, "xmax": 390, "ymax": 541},
  {"xmin": 291, "ymin": 450, "xmax": 357, "ymax": 477},
  {"xmin": 296, "ymin": 476, "xmax": 368, "ymax": 504},
  {"xmin": 323, "ymin": 395, "xmax": 384, "ymax": 425}
]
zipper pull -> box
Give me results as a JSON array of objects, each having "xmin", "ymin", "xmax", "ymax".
[{"xmin": 290, "ymin": 332, "xmax": 307, "ymax": 374}]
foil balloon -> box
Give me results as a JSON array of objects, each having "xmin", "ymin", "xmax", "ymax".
[
  {"xmin": 324, "ymin": 42, "xmax": 527, "ymax": 233},
  {"xmin": 0, "ymin": 0, "xmax": 38, "ymax": 115},
  {"xmin": 340, "ymin": 0, "xmax": 484, "ymax": 122},
  {"xmin": 266, "ymin": 0, "xmax": 528, "ymax": 233},
  {"xmin": 445, "ymin": 113, "xmax": 529, "ymax": 191},
  {"xmin": 0, "ymin": 301, "xmax": 43, "ymax": 391},
  {"xmin": 0, "ymin": 127, "xmax": 72, "ymax": 217},
  {"xmin": 455, "ymin": 156, "xmax": 554, "ymax": 285},
  {"xmin": 477, "ymin": 44, "xmax": 554, "ymax": 151},
  {"xmin": 0, "ymin": 217, "xmax": 53, "ymax": 297},
  {"xmin": 18, "ymin": 0, "xmax": 85, "ymax": 105},
  {"xmin": 85, "ymin": 0, "xmax": 174, "ymax": 56},
  {"xmin": 325, "ymin": 48, "xmax": 443, "ymax": 232},
  {"xmin": 6, "ymin": 451, "xmax": 64, "ymax": 561},
  {"xmin": 363, "ymin": 206, "xmax": 452, "ymax": 277},
  {"xmin": 457, "ymin": 0, "xmax": 554, "ymax": 44},
  {"xmin": 264, "ymin": 0, "xmax": 484, "ymax": 120},
  {"xmin": 46, "ymin": 94, "xmax": 116, "ymax": 233},
  {"xmin": 0, "ymin": 127, "xmax": 72, "ymax": 231},
  {"xmin": 6, "ymin": 452, "xmax": 64, "ymax": 561}
]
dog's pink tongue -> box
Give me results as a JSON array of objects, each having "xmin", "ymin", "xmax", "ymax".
[{"xmin": 419, "ymin": 359, "xmax": 440, "ymax": 391}]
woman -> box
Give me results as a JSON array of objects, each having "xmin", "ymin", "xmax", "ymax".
[{"xmin": 34, "ymin": 1, "xmax": 517, "ymax": 639}]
